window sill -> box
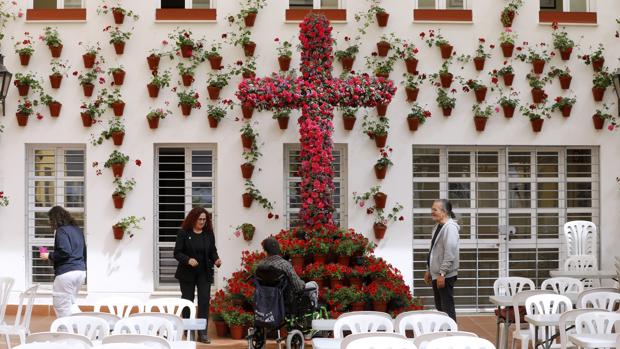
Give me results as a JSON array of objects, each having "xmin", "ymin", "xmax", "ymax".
[
  {"xmin": 26, "ymin": 8, "xmax": 86, "ymax": 21},
  {"xmin": 155, "ymin": 8, "xmax": 217, "ymax": 21},
  {"xmin": 413, "ymin": 9, "xmax": 473, "ymax": 22},
  {"xmin": 285, "ymin": 9, "xmax": 347, "ymax": 22},
  {"xmin": 539, "ymin": 11, "xmax": 597, "ymax": 24}
]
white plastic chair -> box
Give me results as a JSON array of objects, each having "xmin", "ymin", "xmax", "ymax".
[
  {"xmin": 333, "ymin": 314, "xmax": 394, "ymax": 339},
  {"xmin": 396, "ymin": 312, "xmax": 457, "ymax": 337},
  {"xmin": 510, "ymin": 290, "xmax": 554, "ymax": 349},
  {"xmin": 338, "ymin": 311, "xmax": 392, "ymax": 320},
  {"xmin": 558, "ymin": 309, "xmax": 607, "ymax": 349},
  {"xmin": 412, "ymin": 331, "xmax": 477, "ymax": 349},
  {"xmin": 12, "ymin": 343, "xmax": 70, "ymax": 349},
  {"xmin": 426, "ymin": 336, "xmax": 495, "ymax": 349},
  {"xmin": 70, "ymin": 312, "xmax": 120, "ymax": 329},
  {"xmin": 130, "ymin": 312, "xmax": 184, "ymax": 341},
  {"xmin": 341, "ymin": 333, "xmax": 414, "ymax": 349},
  {"xmin": 394, "ymin": 310, "xmax": 448, "ymax": 336},
  {"xmin": 99, "ymin": 343, "xmax": 153, "ymax": 349},
  {"xmin": 493, "ymin": 277, "xmax": 535, "ymax": 296},
  {"xmin": 0, "ymin": 284, "xmax": 38, "ymax": 349},
  {"xmin": 564, "ymin": 255, "xmax": 598, "ymax": 288},
  {"xmin": 112, "ymin": 316, "xmax": 175, "ymax": 340},
  {"xmin": 578, "ymin": 291, "xmax": 620, "ymax": 310},
  {"xmin": 102, "ymin": 334, "xmax": 171, "ymax": 349},
  {"xmin": 26, "ymin": 332, "xmax": 93, "ymax": 348},
  {"xmin": 50, "ymin": 315, "xmax": 109, "ymax": 341},
  {"xmin": 525, "ymin": 294, "xmax": 572, "ymax": 349},
  {"xmin": 94, "ymin": 297, "xmax": 144, "ymax": 318},
  {"xmin": 575, "ymin": 311, "xmax": 620, "ymax": 334},
  {"xmin": 541, "ymin": 278, "xmax": 584, "ymax": 295},
  {"xmin": 144, "ymin": 298, "xmax": 195, "ymax": 318},
  {"xmin": 563, "ymin": 221, "xmax": 597, "ymax": 258},
  {"xmin": 0, "ymin": 277, "xmax": 14, "ymax": 325}
]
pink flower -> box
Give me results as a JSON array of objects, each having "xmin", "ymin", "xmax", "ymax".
[
  {"xmin": 162, "ymin": 40, "xmax": 169, "ymax": 45},
  {"xmin": 608, "ymin": 125, "xmax": 615, "ymax": 131},
  {"xmin": 17, "ymin": 11, "xmax": 23, "ymax": 18},
  {"xmin": 495, "ymin": 107, "xmax": 500, "ymax": 113},
  {"xmin": 233, "ymin": 230, "xmax": 241, "ymax": 238}
]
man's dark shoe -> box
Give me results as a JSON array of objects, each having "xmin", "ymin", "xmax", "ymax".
[{"xmin": 199, "ymin": 334, "xmax": 211, "ymax": 344}]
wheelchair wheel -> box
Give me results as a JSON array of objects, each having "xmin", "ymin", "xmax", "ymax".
[
  {"xmin": 286, "ymin": 329, "xmax": 304, "ymax": 349},
  {"xmin": 247, "ymin": 327, "xmax": 265, "ymax": 349}
]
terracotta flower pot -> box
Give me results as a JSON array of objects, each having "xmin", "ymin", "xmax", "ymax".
[
  {"xmin": 376, "ymin": 11, "xmax": 389, "ymax": 27},
  {"xmin": 330, "ymin": 278, "xmax": 343, "ymax": 289},
  {"xmin": 592, "ymin": 87, "xmax": 605, "ymax": 102},
  {"xmin": 473, "ymin": 57, "xmax": 486, "ymax": 71},
  {"xmin": 244, "ymin": 12, "xmax": 257, "ymax": 26},
  {"xmin": 501, "ymin": 10, "xmax": 515, "ymax": 27},
  {"xmin": 592, "ymin": 58, "xmax": 604, "ymax": 72},
  {"xmin": 242, "ymin": 71, "xmax": 256, "ymax": 79},
  {"xmin": 374, "ymin": 134, "xmax": 387, "ymax": 148},
  {"xmin": 147, "ymin": 117, "xmax": 160, "ymax": 129},
  {"xmin": 351, "ymin": 301, "xmax": 365, "ymax": 312},
  {"xmin": 313, "ymin": 254, "xmax": 326, "ymax": 265},
  {"xmin": 241, "ymin": 134, "xmax": 254, "ymax": 149},
  {"xmin": 474, "ymin": 116, "xmax": 488, "ymax": 132},
  {"xmin": 407, "ymin": 117, "xmax": 420, "ymax": 131},
  {"xmin": 374, "ymin": 164, "xmax": 387, "ymax": 180},
  {"xmin": 343, "ymin": 116, "xmax": 356, "ymax": 130},
  {"xmin": 405, "ymin": 87, "xmax": 419, "ymax": 102},
  {"xmin": 214, "ymin": 320, "xmax": 228, "ymax": 338},
  {"xmin": 242, "ymin": 105, "xmax": 254, "ymax": 119},
  {"xmin": 81, "ymin": 113, "xmax": 93, "ymax": 127},
  {"xmin": 113, "ymin": 42, "xmax": 125, "ymax": 55},
  {"xmin": 340, "ymin": 56, "xmax": 355, "ymax": 71},
  {"xmin": 376, "ymin": 103, "xmax": 388, "ymax": 116},
  {"xmin": 243, "ymin": 42, "xmax": 256, "ymax": 57},
  {"xmin": 337, "ymin": 255, "xmax": 350, "ymax": 266},
  {"xmin": 49, "ymin": 74, "xmax": 62, "ymax": 89},
  {"xmin": 349, "ymin": 278, "xmax": 362, "ymax": 287},
  {"xmin": 112, "ymin": 194, "xmax": 124, "ymax": 209},
  {"xmin": 502, "ymin": 73, "xmax": 515, "ymax": 87},
  {"xmin": 372, "ymin": 301, "xmax": 387, "ymax": 312},
  {"xmin": 208, "ymin": 55, "xmax": 222, "ymax": 70},
  {"xmin": 276, "ymin": 117, "xmax": 289, "ymax": 130},
  {"xmin": 111, "ymin": 163, "xmax": 125, "ymax": 177},
  {"xmin": 111, "ymin": 131, "xmax": 125, "ymax": 146},
  {"xmin": 474, "ymin": 87, "xmax": 488, "ymax": 103},
  {"xmin": 19, "ymin": 54, "xmax": 31, "ymax": 66},
  {"xmin": 180, "ymin": 44, "xmax": 193, "ymax": 58},
  {"xmin": 112, "ymin": 8, "xmax": 125, "ymax": 24},
  {"xmin": 181, "ymin": 74, "xmax": 194, "ymax": 87},
  {"xmin": 442, "ymin": 107, "xmax": 453, "ymax": 117},
  {"xmin": 374, "ymin": 223, "xmax": 387, "ymax": 239},
  {"xmin": 180, "ymin": 103, "xmax": 192, "ymax": 116},
  {"xmin": 560, "ymin": 47, "xmax": 572, "ymax": 60},
  {"xmin": 561, "ymin": 105, "xmax": 572, "ymax": 117},
  {"xmin": 241, "ymin": 163, "xmax": 255, "ymax": 179},
  {"xmin": 559, "ymin": 75, "xmax": 572, "ymax": 90},
  {"xmin": 147, "ymin": 54, "xmax": 160, "ymax": 71},
  {"xmin": 531, "ymin": 88, "xmax": 546, "ymax": 104},
  {"xmin": 112, "ymin": 225, "xmax": 125, "ymax": 240},
  {"xmin": 207, "ymin": 86, "xmax": 221, "ymax": 100},
  {"xmin": 278, "ymin": 56, "xmax": 292, "ymax": 71},
  {"xmin": 16, "ymin": 112, "xmax": 29, "ymax": 127},
  {"xmin": 49, "ymin": 44, "xmax": 63, "ymax": 58},
  {"xmin": 405, "ymin": 58, "xmax": 418, "ymax": 74},
  {"xmin": 112, "ymin": 70, "xmax": 125, "ymax": 86},
  {"xmin": 229, "ymin": 324, "xmax": 246, "ymax": 340},
  {"xmin": 439, "ymin": 44, "xmax": 453, "ymax": 59},
  {"xmin": 592, "ymin": 115, "xmax": 605, "ymax": 130},
  {"xmin": 16, "ymin": 83, "xmax": 29, "ymax": 96},
  {"xmin": 373, "ymin": 192, "xmax": 387, "ymax": 209},
  {"xmin": 439, "ymin": 73, "xmax": 453, "ymax": 88},
  {"xmin": 376, "ymin": 41, "xmax": 391, "ymax": 57},
  {"xmin": 501, "ymin": 104, "xmax": 515, "ymax": 118},
  {"xmin": 112, "ymin": 102, "xmax": 125, "ymax": 117},
  {"xmin": 147, "ymin": 84, "xmax": 160, "ymax": 98},
  {"xmin": 532, "ymin": 59, "xmax": 546, "ymax": 74},
  {"xmin": 500, "ymin": 43, "xmax": 514, "ymax": 58},
  {"xmin": 291, "ymin": 255, "xmax": 304, "ymax": 272},
  {"xmin": 82, "ymin": 83, "xmax": 94, "ymax": 97},
  {"xmin": 48, "ymin": 101, "xmax": 62, "ymax": 117},
  {"xmin": 207, "ymin": 115, "xmax": 219, "ymax": 128},
  {"xmin": 376, "ymin": 72, "xmax": 389, "ymax": 79},
  {"xmin": 82, "ymin": 53, "xmax": 96, "ymax": 68},
  {"xmin": 530, "ymin": 118, "xmax": 544, "ymax": 133}
]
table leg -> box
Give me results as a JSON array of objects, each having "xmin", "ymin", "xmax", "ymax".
[
  {"xmin": 534, "ymin": 325, "xmax": 539, "ymax": 349},
  {"xmin": 503, "ymin": 313, "xmax": 510, "ymax": 349},
  {"xmin": 495, "ymin": 307, "xmax": 501, "ymax": 349}
]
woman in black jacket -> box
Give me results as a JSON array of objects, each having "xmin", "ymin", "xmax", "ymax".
[{"xmin": 174, "ymin": 207, "xmax": 221, "ymax": 344}]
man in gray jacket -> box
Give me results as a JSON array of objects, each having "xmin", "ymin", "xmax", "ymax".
[{"xmin": 424, "ymin": 199, "xmax": 460, "ymax": 321}]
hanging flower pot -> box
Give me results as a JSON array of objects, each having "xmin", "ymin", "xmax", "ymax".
[
  {"xmin": 561, "ymin": 105, "xmax": 572, "ymax": 117},
  {"xmin": 530, "ymin": 118, "xmax": 544, "ymax": 133},
  {"xmin": 214, "ymin": 321, "xmax": 228, "ymax": 338},
  {"xmin": 112, "ymin": 102, "xmax": 125, "ymax": 117},
  {"xmin": 330, "ymin": 278, "xmax": 343, "ymax": 289},
  {"xmin": 276, "ymin": 117, "xmax": 289, "ymax": 130},
  {"xmin": 147, "ymin": 117, "xmax": 160, "ymax": 129},
  {"xmin": 372, "ymin": 301, "xmax": 387, "ymax": 312},
  {"xmin": 241, "ymin": 134, "xmax": 254, "ymax": 149},
  {"xmin": 113, "ymin": 42, "xmax": 125, "ymax": 55},
  {"xmin": 532, "ymin": 59, "xmax": 545, "ymax": 74},
  {"xmin": 48, "ymin": 101, "xmax": 62, "ymax": 117},
  {"xmin": 112, "ymin": 8, "xmax": 125, "ymax": 24},
  {"xmin": 340, "ymin": 56, "xmax": 355, "ymax": 71},
  {"xmin": 407, "ymin": 117, "xmax": 420, "ymax": 131},
  {"xmin": 559, "ymin": 75, "xmax": 572, "ymax": 90},
  {"xmin": 291, "ymin": 255, "xmax": 304, "ymax": 272},
  {"xmin": 112, "ymin": 225, "xmax": 125, "ymax": 240},
  {"xmin": 207, "ymin": 115, "xmax": 220, "ymax": 128},
  {"xmin": 376, "ymin": 11, "xmax": 389, "ymax": 27},
  {"xmin": 278, "ymin": 56, "xmax": 291, "ymax": 71},
  {"xmin": 376, "ymin": 103, "xmax": 388, "ymax": 116},
  {"xmin": 592, "ymin": 115, "xmax": 605, "ymax": 130},
  {"xmin": 373, "ymin": 192, "xmax": 387, "ymax": 209},
  {"xmin": 313, "ymin": 254, "xmax": 326, "ymax": 265},
  {"xmin": 82, "ymin": 83, "xmax": 95, "ymax": 97},
  {"xmin": 244, "ymin": 12, "xmax": 257, "ymax": 27},
  {"xmin": 207, "ymin": 86, "xmax": 221, "ymax": 100},
  {"xmin": 147, "ymin": 84, "xmax": 160, "ymax": 98},
  {"xmin": 112, "ymin": 70, "xmax": 126, "ymax": 86},
  {"xmin": 474, "ymin": 116, "xmax": 488, "ymax": 132},
  {"xmin": 80, "ymin": 112, "xmax": 94, "ymax": 127},
  {"xmin": 180, "ymin": 103, "xmax": 192, "ymax": 116},
  {"xmin": 112, "ymin": 194, "xmax": 124, "ymax": 209},
  {"xmin": 559, "ymin": 47, "xmax": 572, "ymax": 60},
  {"xmin": 591, "ymin": 58, "xmax": 604, "ymax": 72},
  {"xmin": 111, "ymin": 163, "xmax": 125, "ymax": 177},
  {"xmin": 49, "ymin": 44, "xmax": 63, "ymax": 58},
  {"xmin": 351, "ymin": 301, "xmax": 365, "ymax": 311},
  {"xmin": 442, "ymin": 107, "xmax": 453, "ymax": 117},
  {"xmin": 343, "ymin": 116, "xmax": 356, "ymax": 130},
  {"xmin": 374, "ymin": 164, "xmax": 387, "ymax": 180},
  {"xmin": 404, "ymin": 58, "xmax": 418, "ymax": 74},
  {"xmin": 242, "ymin": 71, "xmax": 256, "ymax": 79},
  {"xmin": 531, "ymin": 88, "xmax": 546, "ymax": 104},
  {"xmin": 241, "ymin": 163, "xmax": 255, "ymax": 179},
  {"xmin": 16, "ymin": 83, "xmax": 29, "ymax": 96},
  {"xmin": 82, "ymin": 53, "xmax": 96, "ymax": 68},
  {"xmin": 49, "ymin": 74, "xmax": 62, "ymax": 89},
  {"xmin": 337, "ymin": 256, "xmax": 350, "ymax": 266},
  {"xmin": 181, "ymin": 74, "xmax": 194, "ymax": 87},
  {"xmin": 242, "ymin": 105, "xmax": 254, "ymax": 119},
  {"xmin": 405, "ymin": 87, "xmax": 419, "ymax": 102},
  {"xmin": 474, "ymin": 87, "xmax": 488, "ymax": 103},
  {"xmin": 473, "ymin": 57, "xmax": 486, "ymax": 71},
  {"xmin": 349, "ymin": 277, "xmax": 362, "ymax": 287},
  {"xmin": 502, "ymin": 73, "xmax": 515, "ymax": 87},
  {"xmin": 439, "ymin": 44, "xmax": 453, "ymax": 59},
  {"xmin": 243, "ymin": 41, "xmax": 256, "ymax": 57},
  {"xmin": 591, "ymin": 87, "xmax": 606, "ymax": 102},
  {"xmin": 500, "ymin": 43, "xmax": 514, "ymax": 58},
  {"xmin": 375, "ymin": 72, "xmax": 389, "ymax": 79},
  {"xmin": 180, "ymin": 44, "xmax": 193, "ymax": 58},
  {"xmin": 501, "ymin": 10, "xmax": 515, "ymax": 27},
  {"xmin": 208, "ymin": 55, "xmax": 222, "ymax": 70},
  {"xmin": 19, "ymin": 54, "xmax": 31, "ymax": 66},
  {"xmin": 111, "ymin": 131, "xmax": 125, "ymax": 146},
  {"xmin": 373, "ymin": 223, "xmax": 387, "ymax": 240},
  {"xmin": 374, "ymin": 133, "xmax": 387, "ymax": 148},
  {"xmin": 376, "ymin": 41, "xmax": 391, "ymax": 57},
  {"xmin": 439, "ymin": 73, "xmax": 453, "ymax": 88},
  {"xmin": 15, "ymin": 112, "xmax": 29, "ymax": 127},
  {"xmin": 501, "ymin": 104, "xmax": 515, "ymax": 118},
  {"xmin": 147, "ymin": 54, "xmax": 160, "ymax": 71}
]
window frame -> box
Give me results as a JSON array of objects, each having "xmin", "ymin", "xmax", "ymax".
[
  {"xmin": 156, "ymin": 0, "xmax": 216, "ymax": 9},
  {"xmin": 29, "ymin": 0, "xmax": 85, "ymax": 9},
  {"xmin": 538, "ymin": 0, "xmax": 597, "ymax": 24},
  {"xmin": 288, "ymin": 0, "xmax": 344, "ymax": 9},
  {"xmin": 414, "ymin": 0, "xmax": 470, "ymax": 10}
]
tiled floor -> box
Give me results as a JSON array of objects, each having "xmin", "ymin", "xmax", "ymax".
[{"xmin": 0, "ymin": 314, "xmax": 502, "ymax": 349}]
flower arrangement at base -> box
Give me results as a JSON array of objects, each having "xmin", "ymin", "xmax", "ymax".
[
  {"xmin": 422, "ymin": 29, "xmax": 452, "ymax": 59},
  {"xmin": 146, "ymin": 107, "xmax": 171, "ymax": 129},
  {"xmin": 374, "ymin": 146, "xmax": 393, "ymax": 180},
  {"xmin": 112, "ymin": 215, "xmax": 144, "ymax": 239},
  {"xmin": 240, "ymin": 250, "xmax": 266, "ymax": 274},
  {"xmin": 0, "ymin": 191, "xmax": 9, "ymax": 207},
  {"xmin": 324, "ymin": 263, "xmax": 351, "ymax": 288},
  {"xmin": 221, "ymin": 307, "xmax": 253, "ymax": 339},
  {"xmin": 472, "ymin": 103, "xmax": 493, "ymax": 131},
  {"xmin": 209, "ymin": 290, "xmax": 230, "ymax": 336},
  {"xmin": 520, "ymin": 102, "xmax": 552, "ymax": 133},
  {"xmin": 334, "ymin": 36, "xmax": 359, "ymax": 71},
  {"xmin": 498, "ymin": 28, "xmax": 518, "ymax": 58},
  {"xmin": 497, "ymin": 89, "xmax": 520, "ymax": 118},
  {"xmin": 91, "ymin": 117, "xmax": 126, "ymax": 146},
  {"xmin": 550, "ymin": 95, "xmax": 576, "ymax": 117},
  {"xmin": 501, "ymin": 0, "xmax": 523, "ymax": 27},
  {"xmin": 551, "ymin": 23, "xmax": 575, "ymax": 60},
  {"xmin": 327, "ymin": 286, "xmax": 365, "ymax": 314},
  {"xmin": 41, "ymin": 26, "xmax": 63, "ymax": 57},
  {"xmin": 436, "ymin": 88, "xmax": 456, "ymax": 116},
  {"xmin": 307, "ymin": 238, "xmax": 331, "ymax": 263},
  {"xmin": 104, "ymin": 150, "xmax": 130, "ymax": 177},
  {"xmin": 591, "ymin": 69, "xmax": 612, "ymax": 102},
  {"xmin": 14, "ymin": 32, "xmax": 34, "ymax": 66},
  {"xmin": 547, "ymin": 66, "xmax": 572, "ymax": 90},
  {"xmin": 104, "ymin": 88, "xmax": 126, "ymax": 117},
  {"xmin": 367, "ymin": 280, "xmax": 394, "ymax": 311},
  {"xmin": 111, "ymin": 177, "xmax": 136, "ymax": 209},
  {"xmin": 176, "ymin": 89, "xmax": 201, "ymax": 116},
  {"xmin": 275, "ymin": 37, "xmax": 293, "ymax": 71},
  {"xmin": 303, "ymin": 263, "xmax": 326, "ymax": 286},
  {"xmin": 96, "ymin": 1, "xmax": 139, "ymax": 24},
  {"xmin": 333, "ymin": 238, "xmax": 357, "ymax": 260},
  {"xmin": 80, "ymin": 97, "xmax": 105, "ymax": 127},
  {"xmin": 401, "ymin": 73, "xmax": 426, "ymax": 102},
  {"xmin": 235, "ymin": 223, "xmax": 256, "ymax": 241},
  {"xmin": 592, "ymin": 104, "xmax": 617, "ymax": 131},
  {"xmin": 366, "ymin": 202, "xmax": 404, "ymax": 240},
  {"xmin": 362, "ymin": 115, "xmax": 390, "ymax": 147},
  {"xmin": 14, "ymin": 72, "xmax": 42, "ymax": 97},
  {"xmin": 15, "ymin": 98, "xmax": 40, "ymax": 127},
  {"xmin": 339, "ymin": 106, "xmax": 359, "ymax": 130},
  {"xmin": 406, "ymin": 103, "xmax": 431, "ymax": 131},
  {"xmin": 147, "ymin": 70, "xmax": 171, "ymax": 98},
  {"xmin": 39, "ymin": 93, "xmax": 61, "ymax": 117},
  {"xmin": 242, "ymin": 180, "xmax": 274, "ymax": 212},
  {"xmin": 107, "ymin": 66, "xmax": 125, "ymax": 86},
  {"xmin": 579, "ymin": 44, "xmax": 605, "ymax": 72},
  {"xmin": 516, "ymin": 43, "xmax": 555, "ymax": 74}
]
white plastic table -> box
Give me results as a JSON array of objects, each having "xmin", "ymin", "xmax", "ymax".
[
  {"xmin": 182, "ymin": 318, "xmax": 206, "ymax": 341},
  {"xmin": 568, "ymin": 333, "xmax": 617, "ymax": 348},
  {"xmin": 549, "ymin": 270, "xmax": 618, "ymax": 283},
  {"xmin": 311, "ymin": 338, "xmax": 342, "ymax": 349},
  {"xmin": 525, "ymin": 314, "xmax": 561, "ymax": 349},
  {"xmin": 311, "ymin": 319, "xmax": 336, "ymax": 331}
]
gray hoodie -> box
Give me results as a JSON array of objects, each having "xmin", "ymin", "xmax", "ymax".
[{"xmin": 426, "ymin": 219, "xmax": 460, "ymax": 280}]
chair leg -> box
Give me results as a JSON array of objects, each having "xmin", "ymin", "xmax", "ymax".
[{"xmin": 4, "ymin": 334, "xmax": 12, "ymax": 349}]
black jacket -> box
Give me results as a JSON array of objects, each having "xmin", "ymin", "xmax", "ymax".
[
  {"xmin": 49, "ymin": 225, "xmax": 87, "ymax": 276},
  {"xmin": 173, "ymin": 229, "xmax": 219, "ymax": 283}
]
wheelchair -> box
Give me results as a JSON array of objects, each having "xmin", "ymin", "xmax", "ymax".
[{"xmin": 247, "ymin": 264, "xmax": 321, "ymax": 349}]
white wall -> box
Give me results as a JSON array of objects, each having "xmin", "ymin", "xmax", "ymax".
[{"xmin": 0, "ymin": 0, "xmax": 619, "ymax": 304}]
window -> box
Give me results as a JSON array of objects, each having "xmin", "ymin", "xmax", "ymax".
[
  {"xmin": 27, "ymin": 0, "xmax": 86, "ymax": 20},
  {"xmin": 413, "ymin": 0, "xmax": 472, "ymax": 21},
  {"xmin": 160, "ymin": 0, "xmax": 212, "ymax": 9},
  {"xmin": 32, "ymin": 0, "xmax": 83, "ymax": 9},
  {"xmin": 155, "ymin": 145, "xmax": 216, "ymax": 289},
  {"xmin": 27, "ymin": 145, "xmax": 86, "ymax": 286},
  {"xmin": 156, "ymin": 0, "xmax": 216, "ymax": 20},
  {"xmin": 540, "ymin": 0, "xmax": 592, "ymax": 12},
  {"xmin": 286, "ymin": 0, "xmax": 346, "ymax": 21},
  {"xmin": 289, "ymin": 0, "xmax": 340, "ymax": 9},
  {"xmin": 284, "ymin": 144, "xmax": 347, "ymax": 229},
  {"xmin": 416, "ymin": 0, "xmax": 467, "ymax": 9},
  {"xmin": 538, "ymin": 0, "xmax": 597, "ymax": 24}
]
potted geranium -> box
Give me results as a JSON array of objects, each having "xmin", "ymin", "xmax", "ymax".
[
  {"xmin": 240, "ymin": 122, "xmax": 257, "ymax": 149},
  {"xmin": 176, "ymin": 89, "xmax": 201, "ymax": 116},
  {"xmin": 105, "ymin": 88, "xmax": 126, "ymax": 117},
  {"xmin": 238, "ymin": 57, "xmax": 257, "ymax": 79},
  {"xmin": 550, "ymin": 95, "xmax": 576, "ymax": 118},
  {"xmin": 430, "ymin": 60, "xmax": 454, "ymax": 89},
  {"xmin": 349, "ymin": 266, "xmax": 368, "ymax": 288},
  {"xmin": 436, "ymin": 88, "xmax": 456, "ymax": 117},
  {"xmin": 324, "ymin": 263, "xmax": 351, "ymax": 288},
  {"xmin": 79, "ymin": 42, "xmax": 102, "ymax": 69},
  {"xmin": 242, "ymin": 180, "xmax": 274, "ymax": 212},
  {"xmin": 520, "ymin": 102, "xmax": 551, "ymax": 133},
  {"xmin": 526, "ymin": 73, "xmax": 548, "ymax": 104},
  {"xmin": 406, "ymin": 103, "xmax": 431, "ymax": 131},
  {"xmin": 401, "ymin": 73, "xmax": 426, "ymax": 102},
  {"xmin": 111, "ymin": 177, "xmax": 135, "ymax": 209},
  {"xmin": 91, "ymin": 117, "xmax": 125, "ymax": 146},
  {"xmin": 395, "ymin": 40, "xmax": 419, "ymax": 74},
  {"xmin": 579, "ymin": 44, "xmax": 605, "ymax": 72},
  {"xmin": 472, "ymin": 103, "xmax": 493, "ymax": 131},
  {"xmin": 210, "ymin": 290, "xmax": 229, "ymax": 337},
  {"xmin": 0, "ymin": 191, "xmax": 9, "ymax": 207},
  {"xmin": 474, "ymin": 38, "xmax": 492, "ymax": 71},
  {"xmin": 232, "ymin": 28, "xmax": 256, "ymax": 57},
  {"xmin": 516, "ymin": 44, "xmax": 554, "ymax": 75},
  {"xmin": 14, "ymin": 32, "xmax": 34, "ymax": 66},
  {"xmin": 177, "ymin": 61, "xmax": 197, "ymax": 87},
  {"xmin": 204, "ymin": 40, "xmax": 224, "ymax": 70},
  {"xmin": 75, "ymin": 68, "xmax": 102, "ymax": 97},
  {"xmin": 501, "ymin": 0, "xmax": 523, "ymax": 27},
  {"xmin": 376, "ymin": 33, "xmax": 398, "ymax": 57},
  {"xmin": 222, "ymin": 308, "xmax": 253, "ymax": 340},
  {"xmin": 39, "ymin": 93, "xmax": 62, "ymax": 117},
  {"xmin": 367, "ymin": 280, "xmax": 394, "ymax": 311},
  {"xmin": 105, "ymin": 26, "xmax": 132, "ymax": 54},
  {"xmin": 146, "ymin": 47, "xmax": 167, "ymax": 71},
  {"xmin": 15, "ymin": 98, "xmax": 38, "ymax": 126},
  {"xmin": 275, "ymin": 38, "xmax": 293, "ymax": 71},
  {"xmin": 499, "ymin": 28, "xmax": 518, "ymax": 58},
  {"xmin": 169, "ymin": 28, "xmax": 195, "ymax": 58},
  {"xmin": 353, "ymin": 186, "xmax": 387, "ymax": 209},
  {"xmin": 491, "ymin": 62, "xmax": 515, "ymax": 87},
  {"xmin": 370, "ymin": 203, "xmax": 403, "ymax": 239},
  {"xmin": 241, "ymin": 144, "xmax": 260, "ymax": 179},
  {"xmin": 41, "ymin": 26, "xmax": 63, "ymax": 57},
  {"xmin": 147, "ymin": 70, "xmax": 171, "ymax": 98},
  {"xmin": 374, "ymin": 147, "xmax": 393, "ymax": 180},
  {"xmin": 107, "ymin": 66, "xmax": 126, "ymax": 86},
  {"xmin": 146, "ymin": 107, "xmax": 171, "ymax": 129},
  {"xmin": 104, "ymin": 150, "xmax": 130, "ymax": 177},
  {"xmin": 48, "ymin": 60, "xmax": 70, "ymax": 89},
  {"xmin": 303, "ymin": 263, "xmax": 325, "ymax": 288},
  {"xmin": 79, "ymin": 98, "xmax": 105, "ymax": 127},
  {"xmin": 96, "ymin": 2, "xmax": 139, "ymax": 24},
  {"xmin": 307, "ymin": 238, "xmax": 330, "ymax": 265},
  {"xmin": 422, "ymin": 29, "xmax": 452, "ymax": 59},
  {"xmin": 339, "ymin": 106, "xmax": 358, "ymax": 130},
  {"xmin": 14, "ymin": 72, "xmax": 41, "ymax": 97},
  {"xmin": 592, "ymin": 104, "xmax": 617, "ymax": 131},
  {"xmin": 239, "ymin": 0, "xmax": 266, "ymax": 27},
  {"xmin": 237, "ymin": 223, "xmax": 256, "ymax": 241},
  {"xmin": 334, "ymin": 36, "xmax": 359, "ymax": 71},
  {"xmin": 272, "ymin": 108, "xmax": 291, "ymax": 130},
  {"xmin": 552, "ymin": 24, "xmax": 575, "ymax": 60},
  {"xmin": 547, "ymin": 66, "xmax": 572, "ymax": 90},
  {"xmin": 362, "ymin": 115, "xmax": 390, "ymax": 148},
  {"xmin": 112, "ymin": 215, "xmax": 144, "ymax": 240},
  {"xmin": 206, "ymin": 101, "xmax": 232, "ymax": 128},
  {"xmin": 206, "ymin": 72, "xmax": 231, "ymax": 100},
  {"xmin": 365, "ymin": 54, "xmax": 397, "ymax": 79},
  {"xmin": 592, "ymin": 69, "xmax": 612, "ymax": 102},
  {"xmin": 465, "ymin": 79, "xmax": 488, "ymax": 103},
  {"xmin": 497, "ymin": 90, "xmax": 520, "ymax": 118},
  {"xmin": 334, "ymin": 239, "xmax": 357, "ymax": 266}
]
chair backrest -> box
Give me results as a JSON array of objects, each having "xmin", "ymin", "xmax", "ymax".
[
  {"xmin": 14, "ymin": 284, "xmax": 38, "ymax": 332},
  {"xmin": 394, "ymin": 310, "xmax": 448, "ymax": 334},
  {"xmin": 563, "ymin": 221, "xmax": 597, "ymax": 258},
  {"xmin": 341, "ymin": 333, "xmax": 414, "ymax": 349},
  {"xmin": 412, "ymin": 331, "xmax": 478, "ymax": 349},
  {"xmin": 579, "ymin": 291, "xmax": 620, "ymax": 310},
  {"xmin": 396, "ymin": 312, "xmax": 458, "ymax": 337},
  {"xmin": 130, "ymin": 312, "xmax": 183, "ymax": 341},
  {"xmin": 558, "ymin": 309, "xmax": 607, "ymax": 349},
  {"xmin": 426, "ymin": 336, "xmax": 495, "ymax": 349},
  {"xmin": 99, "ymin": 343, "xmax": 154, "ymax": 349},
  {"xmin": 576, "ymin": 287, "xmax": 619, "ymax": 307},
  {"xmin": 102, "ymin": 334, "xmax": 171, "ymax": 349},
  {"xmin": 512, "ymin": 290, "xmax": 555, "ymax": 329},
  {"xmin": 333, "ymin": 314, "xmax": 394, "ymax": 339},
  {"xmin": 70, "ymin": 312, "xmax": 121, "ymax": 329},
  {"xmin": 575, "ymin": 311, "xmax": 620, "ymax": 334},
  {"xmin": 541, "ymin": 277, "xmax": 584, "ymax": 294},
  {"xmin": 94, "ymin": 297, "xmax": 144, "ymax": 318},
  {"xmin": 493, "ymin": 277, "xmax": 534, "ymax": 296},
  {"xmin": 563, "ymin": 255, "xmax": 596, "ymax": 272},
  {"xmin": 112, "ymin": 316, "xmax": 175, "ymax": 340},
  {"xmin": 50, "ymin": 315, "xmax": 110, "ymax": 341},
  {"xmin": 338, "ymin": 311, "xmax": 393, "ymax": 320},
  {"xmin": 0, "ymin": 277, "xmax": 14, "ymax": 323},
  {"xmin": 26, "ymin": 331, "xmax": 93, "ymax": 348},
  {"xmin": 144, "ymin": 298, "xmax": 196, "ymax": 319},
  {"xmin": 525, "ymin": 294, "xmax": 572, "ymax": 316},
  {"xmin": 13, "ymin": 343, "xmax": 73, "ymax": 349}
]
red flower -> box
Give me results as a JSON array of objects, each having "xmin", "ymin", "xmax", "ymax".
[
  {"xmin": 135, "ymin": 159, "xmax": 142, "ymax": 166},
  {"xmin": 268, "ymin": 212, "xmax": 274, "ymax": 219}
]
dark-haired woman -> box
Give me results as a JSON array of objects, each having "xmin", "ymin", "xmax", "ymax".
[
  {"xmin": 424, "ymin": 199, "xmax": 460, "ymax": 321},
  {"xmin": 40, "ymin": 206, "xmax": 87, "ymax": 318},
  {"xmin": 174, "ymin": 207, "xmax": 221, "ymax": 344}
]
